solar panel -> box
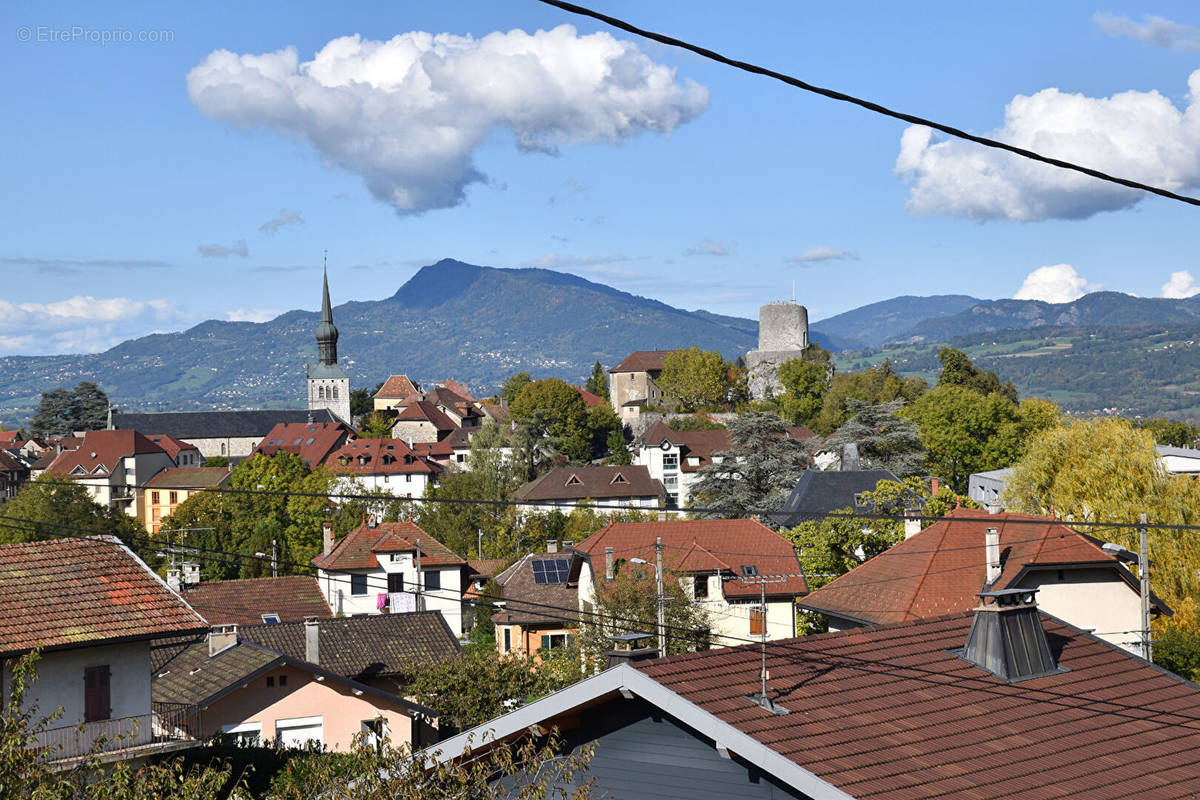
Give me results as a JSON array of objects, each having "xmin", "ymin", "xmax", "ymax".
[{"xmin": 531, "ymin": 558, "xmax": 570, "ymax": 584}]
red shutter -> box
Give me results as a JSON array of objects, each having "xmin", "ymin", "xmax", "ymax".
[
  {"xmin": 749, "ymin": 606, "xmax": 766, "ymax": 637},
  {"xmin": 84, "ymin": 666, "xmax": 111, "ymax": 722}
]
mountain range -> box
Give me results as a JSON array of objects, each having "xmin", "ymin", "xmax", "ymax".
[{"xmin": 3, "ymin": 258, "xmax": 1199, "ymax": 427}]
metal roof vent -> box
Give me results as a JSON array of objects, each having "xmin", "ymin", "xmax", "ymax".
[{"xmin": 956, "ymin": 588, "xmax": 1067, "ymax": 682}]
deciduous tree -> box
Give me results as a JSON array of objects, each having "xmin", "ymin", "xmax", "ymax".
[{"xmin": 656, "ymin": 347, "xmax": 729, "ymax": 412}]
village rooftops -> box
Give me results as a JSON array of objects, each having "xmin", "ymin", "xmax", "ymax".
[
  {"xmin": 45, "ymin": 429, "xmax": 167, "ymax": 477},
  {"xmin": 0, "ymin": 536, "xmax": 209, "ymax": 658},
  {"xmin": 514, "ymin": 465, "xmax": 665, "ymax": 503},
  {"xmin": 181, "ymin": 576, "xmax": 332, "ymax": 627},
  {"xmin": 799, "ymin": 507, "xmax": 1169, "ymax": 626},
  {"xmin": 146, "ymin": 433, "xmax": 199, "ymax": 461},
  {"xmin": 492, "ymin": 553, "xmax": 581, "ymax": 627},
  {"xmin": 254, "ymin": 421, "xmax": 354, "ymax": 467},
  {"xmin": 772, "ymin": 467, "xmax": 903, "ymax": 527},
  {"xmin": 574, "ymin": 518, "xmax": 808, "ymax": 599},
  {"xmin": 608, "ymin": 349, "xmax": 682, "ymax": 374},
  {"xmin": 312, "ymin": 520, "xmax": 466, "ymax": 572},
  {"xmin": 143, "ymin": 466, "xmax": 232, "ymax": 490},
  {"xmin": 324, "ymin": 438, "xmax": 442, "ymax": 476},
  {"xmin": 393, "ymin": 400, "xmax": 459, "ymax": 433},
  {"xmin": 110, "ymin": 409, "xmax": 340, "ymax": 439},
  {"xmin": 373, "ymin": 374, "xmax": 422, "ymax": 400}
]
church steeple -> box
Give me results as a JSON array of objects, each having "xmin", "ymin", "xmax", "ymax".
[{"xmin": 315, "ymin": 252, "xmax": 339, "ymax": 366}]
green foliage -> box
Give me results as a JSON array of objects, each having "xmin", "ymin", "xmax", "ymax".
[
  {"xmin": 825, "ymin": 399, "xmax": 926, "ymax": 477},
  {"xmin": 777, "ymin": 357, "xmax": 831, "ymax": 426},
  {"xmin": 203, "ymin": 456, "xmax": 230, "ymax": 467},
  {"xmin": 657, "ymin": 347, "xmax": 730, "ymax": 412},
  {"xmin": 812, "ymin": 360, "xmax": 927, "ymax": 435},
  {"xmin": 605, "ymin": 426, "xmax": 631, "ymax": 465},
  {"xmin": 935, "ymin": 346, "xmax": 1018, "ymax": 403},
  {"xmin": 349, "ymin": 381, "xmax": 382, "ymax": 418},
  {"xmin": 1134, "ymin": 417, "xmax": 1200, "ymax": 448},
  {"xmin": 501, "ymin": 372, "xmax": 533, "ymax": 404},
  {"xmin": 1155, "ymin": 621, "xmax": 1200, "ymax": 683},
  {"xmin": 585, "ymin": 360, "xmax": 608, "ymax": 400},
  {"xmin": 29, "ymin": 381, "xmax": 110, "ymax": 436},
  {"xmin": 665, "ymin": 415, "xmax": 725, "ymax": 431},
  {"xmin": 0, "ymin": 474, "xmax": 145, "ymax": 546},
  {"xmin": 357, "ymin": 411, "xmax": 393, "ymax": 439},
  {"xmin": 511, "ymin": 378, "xmax": 591, "ymax": 462},
  {"xmin": 689, "ymin": 412, "xmax": 810, "ymax": 519}
]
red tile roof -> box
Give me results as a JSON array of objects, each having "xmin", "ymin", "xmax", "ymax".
[
  {"xmin": 0, "ymin": 431, "xmax": 19, "ymax": 444},
  {"xmin": 0, "ymin": 536, "xmax": 209, "ymax": 656},
  {"xmin": 575, "ymin": 518, "xmax": 808, "ymax": 599},
  {"xmin": 147, "ymin": 433, "xmax": 199, "ymax": 461},
  {"xmin": 609, "ymin": 349, "xmax": 681, "ymax": 374},
  {"xmin": 312, "ymin": 520, "xmax": 466, "ymax": 572},
  {"xmin": 800, "ymin": 508, "xmax": 1136, "ymax": 625},
  {"xmin": 143, "ymin": 466, "xmax": 231, "ymax": 489},
  {"xmin": 181, "ymin": 576, "xmax": 332, "ymax": 626},
  {"xmin": 254, "ymin": 421, "xmax": 353, "ymax": 467},
  {"xmin": 575, "ymin": 387, "xmax": 604, "ymax": 408},
  {"xmin": 394, "ymin": 400, "xmax": 458, "ymax": 433},
  {"xmin": 639, "ymin": 613, "xmax": 1200, "ymax": 800},
  {"xmin": 431, "ymin": 380, "xmax": 476, "ymax": 405},
  {"xmin": 514, "ymin": 465, "xmax": 665, "ymax": 503},
  {"xmin": 643, "ymin": 421, "xmax": 812, "ymax": 473},
  {"xmin": 374, "ymin": 374, "xmax": 422, "ymax": 399},
  {"xmin": 323, "ymin": 438, "xmax": 441, "ymax": 476},
  {"xmin": 45, "ymin": 429, "xmax": 167, "ymax": 477}
]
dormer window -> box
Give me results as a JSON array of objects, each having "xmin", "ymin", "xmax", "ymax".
[
  {"xmin": 565, "ymin": 474, "xmax": 582, "ymax": 487},
  {"xmin": 610, "ymin": 473, "xmax": 628, "ymax": 485}
]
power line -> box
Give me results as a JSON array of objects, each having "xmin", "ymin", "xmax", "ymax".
[{"xmin": 531, "ymin": 0, "xmax": 1200, "ymax": 210}]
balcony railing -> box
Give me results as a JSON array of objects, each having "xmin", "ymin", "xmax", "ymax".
[{"xmin": 29, "ymin": 702, "xmax": 201, "ymax": 764}]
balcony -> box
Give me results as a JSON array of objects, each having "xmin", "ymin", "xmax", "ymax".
[{"xmin": 30, "ymin": 702, "xmax": 202, "ymax": 768}]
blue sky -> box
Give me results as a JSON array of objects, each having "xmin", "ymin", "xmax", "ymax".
[{"xmin": 3, "ymin": 1, "xmax": 1200, "ymax": 354}]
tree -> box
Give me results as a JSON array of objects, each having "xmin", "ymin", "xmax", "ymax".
[
  {"xmin": 28, "ymin": 381, "xmax": 110, "ymax": 436},
  {"xmin": 811, "ymin": 360, "xmax": 926, "ymax": 435},
  {"xmin": 605, "ymin": 427, "xmax": 631, "ymax": 465},
  {"xmin": 357, "ymin": 410, "xmax": 393, "ymax": 438},
  {"xmin": 349, "ymin": 381, "xmax": 384, "ymax": 418},
  {"xmin": 1134, "ymin": 417, "xmax": 1200, "ymax": 448},
  {"xmin": 511, "ymin": 379, "xmax": 591, "ymax": 462},
  {"xmin": 777, "ymin": 357, "xmax": 831, "ymax": 426},
  {"xmin": 689, "ymin": 412, "xmax": 810, "ymax": 518},
  {"xmin": 501, "ymin": 372, "xmax": 533, "ymax": 404},
  {"xmin": 0, "ymin": 474, "xmax": 145, "ymax": 546},
  {"xmin": 656, "ymin": 347, "xmax": 729, "ymax": 411},
  {"xmin": 585, "ymin": 360, "xmax": 609, "ymax": 400},
  {"xmin": 824, "ymin": 399, "xmax": 925, "ymax": 477},
  {"xmin": 935, "ymin": 347, "xmax": 1018, "ymax": 403},
  {"xmin": 585, "ymin": 403, "xmax": 622, "ymax": 460}
]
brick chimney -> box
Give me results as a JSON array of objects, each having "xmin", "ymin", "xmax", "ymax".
[
  {"xmin": 304, "ymin": 617, "xmax": 319, "ymax": 665},
  {"xmin": 959, "ymin": 589, "xmax": 1061, "ymax": 681},
  {"xmin": 985, "ymin": 527, "xmax": 1001, "ymax": 585},
  {"xmin": 322, "ymin": 522, "xmax": 335, "ymax": 556}
]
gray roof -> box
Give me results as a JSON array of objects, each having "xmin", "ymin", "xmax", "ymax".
[
  {"xmin": 110, "ymin": 409, "xmax": 338, "ymax": 439},
  {"xmin": 306, "ymin": 361, "xmax": 349, "ymax": 380},
  {"xmin": 773, "ymin": 468, "xmax": 902, "ymax": 527},
  {"xmin": 970, "ymin": 467, "xmax": 1014, "ymax": 481},
  {"xmin": 1156, "ymin": 444, "xmax": 1200, "ymax": 459}
]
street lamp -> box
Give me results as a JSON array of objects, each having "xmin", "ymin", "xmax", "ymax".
[{"xmin": 629, "ymin": 537, "xmax": 665, "ymax": 656}]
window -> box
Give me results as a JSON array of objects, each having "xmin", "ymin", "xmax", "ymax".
[
  {"xmin": 387, "ymin": 572, "xmax": 404, "ymax": 593},
  {"xmin": 539, "ymin": 633, "xmax": 573, "ymax": 651},
  {"xmin": 502, "ymin": 628, "xmax": 512, "ymax": 653},
  {"xmin": 694, "ymin": 575, "xmax": 709, "ymax": 599},
  {"xmin": 279, "ymin": 674, "xmax": 287, "ymax": 686},
  {"xmin": 169, "ymin": 490, "xmax": 178, "ymax": 504},
  {"xmin": 424, "ymin": 570, "xmax": 441, "ymax": 591},
  {"xmin": 221, "ymin": 443, "xmax": 227, "ymax": 456},
  {"xmin": 350, "ymin": 574, "xmax": 368, "ymax": 595},
  {"xmin": 333, "ymin": 386, "xmax": 339, "ymax": 399},
  {"xmin": 662, "ymin": 453, "xmax": 679, "ymax": 470},
  {"xmin": 405, "ymin": 474, "xmax": 412, "ymax": 482},
  {"xmin": 151, "ymin": 491, "xmax": 160, "ymax": 504},
  {"xmin": 456, "ymin": 453, "xmax": 466, "ymax": 463},
  {"xmin": 741, "ymin": 565, "xmax": 759, "ymax": 577},
  {"xmin": 221, "ymin": 722, "xmax": 262, "ymax": 747},
  {"xmin": 261, "ymin": 613, "xmax": 281, "ymax": 624},
  {"xmin": 318, "ymin": 386, "xmax": 326, "ymax": 400},
  {"xmin": 749, "ymin": 604, "xmax": 766, "ymax": 637},
  {"xmin": 84, "ymin": 665, "xmax": 111, "ymax": 722},
  {"xmin": 267, "ymin": 676, "xmax": 275, "ymax": 687}
]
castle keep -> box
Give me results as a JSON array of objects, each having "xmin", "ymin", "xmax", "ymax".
[{"xmin": 745, "ymin": 301, "xmax": 809, "ymax": 400}]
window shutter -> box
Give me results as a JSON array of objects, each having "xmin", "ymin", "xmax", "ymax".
[{"xmin": 540, "ymin": 634, "xmax": 550, "ymax": 651}]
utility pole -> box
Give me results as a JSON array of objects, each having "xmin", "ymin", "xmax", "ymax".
[
  {"xmin": 1139, "ymin": 513, "xmax": 1152, "ymax": 661},
  {"xmin": 271, "ymin": 538, "xmax": 278, "ymax": 578},
  {"xmin": 478, "ymin": 529, "xmax": 484, "ymax": 561},
  {"xmin": 655, "ymin": 537, "xmax": 665, "ymax": 658},
  {"xmin": 415, "ymin": 538, "xmax": 423, "ymax": 612}
]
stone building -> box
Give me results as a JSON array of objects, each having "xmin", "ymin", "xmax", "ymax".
[
  {"xmin": 307, "ymin": 268, "xmax": 351, "ymax": 424},
  {"xmin": 744, "ymin": 301, "xmax": 809, "ymax": 400}
]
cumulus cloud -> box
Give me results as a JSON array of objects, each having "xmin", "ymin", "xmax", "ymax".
[
  {"xmin": 197, "ymin": 239, "xmax": 249, "ymax": 258},
  {"xmin": 1013, "ymin": 264, "xmax": 1098, "ymax": 303},
  {"xmin": 1162, "ymin": 270, "xmax": 1200, "ymax": 298},
  {"xmin": 225, "ymin": 308, "xmax": 279, "ymax": 323},
  {"xmin": 895, "ymin": 69, "xmax": 1200, "ymax": 221},
  {"xmin": 0, "ymin": 296, "xmax": 181, "ymax": 355},
  {"xmin": 684, "ymin": 238, "xmax": 730, "ymax": 256},
  {"xmin": 1095, "ymin": 13, "xmax": 1200, "ymax": 52},
  {"xmin": 187, "ymin": 26, "xmax": 709, "ymax": 214},
  {"xmin": 786, "ymin": 246, "xmax": 858, "ymax": 265},
  {"xmin": 258, "ymin": 209, "xmax": 304, "ymax": 234}
]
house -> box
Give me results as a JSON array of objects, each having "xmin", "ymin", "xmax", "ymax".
[
  {"xmin": 772, "ymin": 467, "xmax": 904, "ymax": 528},
  {"xmin": 0, "ymin": 536, "xmax": 209, "ymax": 765},
  {"xmin": 425, "ymin": 592, "xmax": 1200, "ymax": 800},
  {"xmin": 492, "ymin": 552, "xmax": 579, "ymax": 661},
  {"xmin": 180, "ymin": 575, "xmax": 332, "ymax": 626},
  {"xmin": 424, "ymin": 383, "xmax": 483, "ymax": 429},
  {"xmin": 574, "ymin": 519, "xmax": 808, "ymax": 647},
  {"xmin": 390, "ymin": 400, "xmax": 459, "ymax": 444},
  {"xmin": 608, "ymin": 349, "xmax": 680, "ymax": 423},
  {"xmin": 254, "ymin": 420, "xmax": 355, "ymax": 467},
  {"xmin": 151, "ymin": 623, "xmax": 438, "ymax": 751},
  {"xmin": 324, "ymin": 437, "xmax": 442, "ymax": 500},
  {"xmin": 312, "ymin": 519, "xmax": 469, "ymax": 636},
  {"xmin": 44, "ymin": 429, "xmax": 175, "ymax": 517},
  {"xmin": 1157, "ymin": 443, "xmax": 1200, "ymax": 474},
  {"xmin": 0, "ymin": 448, "xmax": 30, "ymax": 501},
  {"xmin": 968, "ymin": 466, "xmax": 1013, "ymax": 508},
  {"xmin": 513, "ymin": 465, "xmax": 666, "ymax": 514},
  {"xmin": 372, "ymin": 374, "xmax": 423, "ymax": 411},
  {"xmin": 146, "ymin": 434, "xmax": 203, "ymax": 467},
  {"xmin": 798, "ymin": 507, "xmax": 1169, "ymax": 655},
  {"xmin": 110, "ymin": 409, "xmax": 342, "ymax": 460},
  {"xmin": 140, "ymin": 465, "xmax": 232, "ymax": 533}
]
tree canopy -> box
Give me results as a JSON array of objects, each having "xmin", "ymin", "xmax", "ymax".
[
  {"xmin": 585, "ymin": 360, "xmax": 609, "ymax": 400},
  {"xmin": 510, "ymin": 378, "xmax": 591, "ymax": 462},
  {"xmin": 935, "ymin": 346, "xmax": 1018, "ymax": 403},
  {"xmin": 689, "ymin": 412, "xmax": 810, "ymax": 518},
  {"xmin": 824, "ymin": 399, "xmax": 925, "ymax": 477},
  {"xmin": 0, "ymin": 474, "xmax": 145, "ymax": 546},
  {"xmin": 811, "ymin": 360, "xmax": 926, "ymax": 435},
  {"xmin": 29, "ymin": 381, "xmax": 110, "ymax": 436},
  {"xmin": 656, "ymin": 347, "xmax": 730, "ymax": 412}
]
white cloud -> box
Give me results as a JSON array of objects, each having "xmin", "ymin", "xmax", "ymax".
[
  {"xmin": 187, "ymin": 26, "xmax": 709, "ymax": 214},
  {"xmin": 1162, "ymin": 270, "xmax": 1200, "ymax": 298},
  {"xmin": 521, "ymin": 252, "xmax": 631, "ymax": 269},
  {"xmin": 258, "ymin": 209, "xmax": 304, "ymax": 234},
  {"xmin": 0, "ymin": 296, "xmax": 182, "ymax": 355},
  {"xmin": 1013, "ymin": 264, "xmax": 1098, "ymax": 303},
  {"xmin": 1095, "ymin": 13, "xmax": 1200, "ymax": 52},
  {"xmin": 198, "ymin": 239, "xmax": 249, "ymax": 258},
  {"xmin": 225, "ymin": 308, "xmax": 279, "ymax": 323},
  {"xmin": 684, "ymin": 238, "xmax": 730, "ymax": 256},
  {"xmin": 895, "ymin": 69, "xmax": 1200, "ymax": 221},
  {"xmin": 786, "ymin": 246, "xmax": 858, "ymax": 265}
]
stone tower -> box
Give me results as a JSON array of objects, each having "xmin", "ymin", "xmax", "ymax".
[
  {"xmin": 745, "ymin": 301, "xmax": 809, "ymax": 400},
  {"xmin": 307, "ymin": 263, "xmax": 351, "ymax": 423}
]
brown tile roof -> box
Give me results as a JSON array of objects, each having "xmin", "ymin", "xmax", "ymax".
[
  {"xmin": 45, "ymin": 430, "xmax": 167, "ymax": 477},
  {"xmin": 374, "ymin": 374, "xmax": 422, "ymax": 399},
  {"xmin": 608, "ymin": 349, "xmax": 681, "ymax": 374},
  {"xmin": 435, "ymin": 379, "xmax": 475, "ymax": 403},
  {"xmin": 0, "ymin": 431, "xmax": 19, "ymax": 444},
  {"xmin": 638, "ymin": 613, "xmax": 1200, "ymax": 800},
  {"xmin": 575, "ymin": 519, "xmax": 808, "ymax": 599},
  {"xmin": 467, "ymin": 558, "xmax": 511, "ymax": 580},
  {"xmin": 514, "ymin": 465, "xmax": 665, "ymax": 503},
  {"xmin": 480, "ymin": 402, "xmax": 511, "ymax": 424},
  {"xmin": 147, "ymin": 433, "xmax": 199, "ymax": 461},
  {"xmin": 323, "ymin": 438, "xmax": 442, "ymax": 476},
  {"xmin": 241, "ymin": 611, "xmax": 461, "ymax": 680},
  {"xmin": 800, "ymin": 508, "xmax": 1144, "ymax": 626},
  {"xmin": 0, "ymin": 536, "xmax": 209, "ymax": 657},
  {"xmin": 181, "ymin": 576, "xmax": 331, "ymax": 626},
  {"xmin": 0, "ymin": 449, "xmax": 29, "ymax": 474},
  {"xmin": 254, "ymin": 421, "xmax": 353, "ymax": 467},
  {"xmin": 427, "ymin": 384, "xmax": 477, "ymax": 414},
  {"xmin": 394, "ymin": 400, "xmax": 459, "ymax": 433},
  {"xmin": 491, "ymin": 553, "xmax": 580, "ymax": 627},
  {"xmin": 575, "ymin": 387, "xmax": 604, "ymax": 408},
  {"xmin": 143, "ymin": 466, "xmax": 232, "ymax": 490},
  {"xmin": 312, "ymin": 520, "xmax": 466, "ymax": 572},
  {"xmin": 641, "ymin": 422, "xmax": 732, "ymax": 473}
]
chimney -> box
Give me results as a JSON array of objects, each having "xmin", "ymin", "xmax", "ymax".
[
  {"xmin": 606, "ymin": 632, "xmax": 659, "ymax": 668},
  {"xmin": 304, "ymin": 617, "xmax": 320, "ymax": 665},
  {"xmin": 959, "ymin": 589, "xmax": 1061, "ymax": 682},
  {"xmin": 930, "ymin": 476, "xmax": 940, "ymax": 495},
  {"xmin": 208, "ymin": 624, "xmax": 238, "ymax": 657},
  {"xmin": 322, "ymin": 522, "xmax": 335, "ymax": 555},
  {"xmin": 605, "ymin": 547, "xmax": 614, "ymax": 581},
  {"xmin": 367, "ymin": 514, "xmax": 378, "ymax": 529},
  {"xmin": 903, "ymin": 509, "xmax": 922, "ymax": 539},
  {"xmin": 985, "ymin": 527, "xmax": 1001, "ymax": 585},
  {"xmin": 546, "ymin": 539, "xmax": 558, "ymax": 553},
  {"xmin": 841, "ymin": 443, "xmax": 860, "ymax": 472},
  {"xmin": 181, "ymin": 561, "xmax": 200, "ymax": 587}
]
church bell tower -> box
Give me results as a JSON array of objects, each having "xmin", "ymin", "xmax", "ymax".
[{"xmin": 307, "ymin": 254, "xmax": 351, "ymax": 423}]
